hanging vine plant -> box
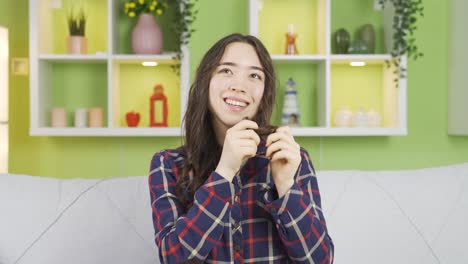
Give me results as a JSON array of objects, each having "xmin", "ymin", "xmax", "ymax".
[
  {"xmin": 172, "ymin": 0, "xmax": 198, "ymax": 61},
  {"xmin": 378, "ymin": 0, "xmax": 424, "ymax": 79}
]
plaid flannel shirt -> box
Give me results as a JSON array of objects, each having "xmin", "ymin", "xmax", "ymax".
[{"xmin": 149, "ymin": 141, "xmax": 334, "ymax": 263}]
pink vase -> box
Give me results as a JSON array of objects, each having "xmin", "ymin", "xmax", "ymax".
[
  {"xmin": 67, "ymin": 36, "xmax": 87, "ymax": 54},
  {"xmin": 132, "ymin": 13, "xmax": 163, "ymax": 54}
]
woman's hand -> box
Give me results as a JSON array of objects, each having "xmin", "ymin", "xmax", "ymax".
[
  {"xmin": 215, "ymin": 120, "xmax": 261, "ymax": 182},
  {"xmin": 265, "ymin": 126, "xmax": 301, "ymax": 197}
]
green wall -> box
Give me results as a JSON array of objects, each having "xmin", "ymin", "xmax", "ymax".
[{"xmin": 1, "ymin": 0, "xmax": 467, "ymax": 178}]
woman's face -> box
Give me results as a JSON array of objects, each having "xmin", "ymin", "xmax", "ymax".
[{"xmin": 208, "ymin": 42, "xmax": 265, "ymax": 130}]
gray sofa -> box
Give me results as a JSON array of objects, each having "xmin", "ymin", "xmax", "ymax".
[{"xmin": 1, "ymin": 163, "xmax": 468, "ymax": 264}]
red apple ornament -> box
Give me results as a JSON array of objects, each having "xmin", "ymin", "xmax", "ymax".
[{"xmin": 126, "ymin": 111, "xmax": 140, "ymax": 127}]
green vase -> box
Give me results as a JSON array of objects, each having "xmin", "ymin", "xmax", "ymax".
[
  {"xmin": 359, "ymin": 24, "xmax": 376, "ymax": 54},
  {"xmin": 334, "ymin": 28, "xmax": 350, "ymax": 54},
  {"xmin": 348, "ymin": 40, "xmax": 369, "ymax": 54}
]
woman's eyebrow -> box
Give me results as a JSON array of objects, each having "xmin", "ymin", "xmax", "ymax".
[{"xmin": 218, "ymin": 62, "xmax": 264, "ymax": 72}]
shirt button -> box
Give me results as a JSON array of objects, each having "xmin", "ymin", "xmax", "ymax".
[
  {"xmin": 234, "ymin": 195, "xmax": 240, "ymax": 203},
  {"xmin": 234, "ymin": 245, "xmax": 242, "ymax": 251},
  {"xmin": 233, "ymin": 222, "xmax": 241, "ymax": 230}
]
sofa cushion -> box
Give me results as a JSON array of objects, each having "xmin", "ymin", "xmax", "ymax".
[
  {"xmin": 319, "ymin": 163, "xmax": 468, "ymax": 264},
  {"xmin": 0, "ymin": 174, "xmax": 159, "ymax": 264}
]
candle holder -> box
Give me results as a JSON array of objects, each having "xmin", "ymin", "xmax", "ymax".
[
  {"xmin": 149, "ymin": 84, "xmax": 168, "ymax": 127},
  {"xmin": 51, "ymin": 108, "xmax": 67, "ymax": 127}
]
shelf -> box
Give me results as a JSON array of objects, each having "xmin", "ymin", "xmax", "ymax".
[
  {"xmin": 253, "ymin": 0, "xmax": 327, "ymax": 55},
  {"xmin": 36, "ymin": 0, "xmax": 108, "ymax": 55},
  {"xmin": 291, "ymin": 127, "xmax": 406, "ymax": 136},
  {"xmin": 249, "ymin": 0, "xmax": 406, "ymax": 136},
  {"xmin": 111, "ymin": 61, "xmax": 181, "ymax": 128},
  {"xmin": 112, "ymin": 53, "xmax": 178, "ymax": 64},
  {"xmin": 271, "ymin": 54, "xmax": 326, "ymax": 62},
  {"xmin": 331, "ymin": 0, "xmax": 387, "ymax": 54},
  {"xmin": 330, "ymin": 61, "xmax": 400, "ymax": 128},
  {"xmin": 30, "ymin": 127, "xmax": 182, "ymax": 137},
  {"xmin": 35, "ymin": 61, "xmax": 108, "ymax": 128},
  {"xmin": 28, "ymin": 127, "xmax": 405, "ymax": 137},
  {"xmin": 30, "ymin": 0, "xmax": 191, "ymax": 136},
  {"xmin": 39, "ymin": 54, "xmax": 108, "ymax": 62},
  {"xmin": 330, "ymin": 54, "xmax": 393, "ymax": 63},
  {"xmin": 272, "ymin": 61, "xmax": 326, "ymax": 128}
]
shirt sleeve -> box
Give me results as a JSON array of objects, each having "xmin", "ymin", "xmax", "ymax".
[
  {"xmin": 260, "ymin": 148, "xmax": 334, "ymax": 263},
  {"xmin": 148, "ymin": 150, "xmax": 234, "ymax": 263}
]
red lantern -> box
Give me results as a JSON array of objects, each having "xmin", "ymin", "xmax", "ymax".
[{"xmin": 149, "ymin": 84, "xmax": 168, "ymax": 127}]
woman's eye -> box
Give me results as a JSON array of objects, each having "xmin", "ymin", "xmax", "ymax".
[
  {"xmin": 219, "ymin": 68, "xmax": 232, "ymax": 74},
  {"xmin": 251, "ymin": 73, "xmax": 263, "ymax": 80}
]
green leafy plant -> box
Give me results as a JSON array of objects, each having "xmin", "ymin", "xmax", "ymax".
[
  {"xmin": 379, "ymin": 0, "xmax": 424, "ymax": 78},
  {"xmin": 67, "ymin": 8, "xmax": 86, "ymax": 36}
]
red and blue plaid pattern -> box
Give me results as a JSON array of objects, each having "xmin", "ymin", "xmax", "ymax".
[{"xmin": 149, "ymin": 142, "xmax": 334, "ymax": 263}]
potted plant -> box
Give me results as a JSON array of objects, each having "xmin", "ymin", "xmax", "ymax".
[
  {"xmin": 67, "ymin": 8, "xmax": 87, "ymax": 54},
  {"xmin": 123, "ymin": 0, "xmax": 198, "ymax": 60},
  {"xmin": 379, "ymin": 0, "xmax": 424, "ymax": 78},
  {"xmin": 123, "ymin": 0, "xmax": 170, "ymax": 54}
]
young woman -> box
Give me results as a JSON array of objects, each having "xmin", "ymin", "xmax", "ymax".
[{"xmin": 149, "ymin": 33, "xmax": 334, "ymax": 263}]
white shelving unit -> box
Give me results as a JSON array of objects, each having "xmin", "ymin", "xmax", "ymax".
[
  {"xmin": 29, "ymin": 0, "xmax": 189, "ymax": 136},
  {"xmin": 29, "ymin": 0, "xmax": 407, "ymax": 137},
  {"xmin": 248, "ymin": 0, "xmax": 407, "ymax": 136}
]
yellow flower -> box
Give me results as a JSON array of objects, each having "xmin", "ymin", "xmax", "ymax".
[
  {"xmin": 129, "ymin": 2, "xmax": 136, "ymax": 8},
  {"xmin": 129, "ymin": 11, "xmax": 136, "ymax": 17},
  {"xmin": 149, "ymin": 6, "xmax": 155, "ymax": 11},
  {"xmin": 138, "ymin": 0, "xmax": 144, "ymax": 4},
  {"xmin": 156, "ymin": 9, "xmax": 162, "ymax": 15}
]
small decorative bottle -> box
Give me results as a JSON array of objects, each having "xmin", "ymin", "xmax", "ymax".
[
  {"xmin": 285, "ymin": 24, "xmax": 299, "ymax": 55},
  {"xmin": 281, "ymin": 78, "xmax": 300, "ymax": 127}
]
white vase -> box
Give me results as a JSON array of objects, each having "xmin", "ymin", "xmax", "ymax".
[
  {"xmin": 352, "ymin": 107, "xmax": 368, "ymax": 127},
  {"xmin": 334, "ymin": 107, "xmax": 353, "ymax": 127},
  {"xmin": 367, "ymin": 109, "xmax": 382, "ymax": 127},
  {"xmin": 132, "ymin": 13, "xmax": 163, "ymax": 54}
]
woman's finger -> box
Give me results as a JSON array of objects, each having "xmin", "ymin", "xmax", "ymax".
[
  {"xmin": 234, "ymin": 129, "xmax": 261, "ymax": 146},
  {"xmin": 266, "ymin": 140, "xmax": 297, "ymax": 158}
]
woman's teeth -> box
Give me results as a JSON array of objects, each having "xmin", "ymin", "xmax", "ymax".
[{"xmin": 225, "ymin": 99, "xmax": 247, "ymax": 107}]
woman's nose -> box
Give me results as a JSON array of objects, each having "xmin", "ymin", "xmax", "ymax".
[
  {"xmin": 228, "ymin": 85, "xmax": 246, "ymax": 93},
  {"xmin": 228, "ymin": 78, "xmax": 247, "ymax": 93}
]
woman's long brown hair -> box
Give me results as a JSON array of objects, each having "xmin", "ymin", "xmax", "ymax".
[{"xmin": 176, "ymin": 33, "xmax": 276, "ymax": 210}]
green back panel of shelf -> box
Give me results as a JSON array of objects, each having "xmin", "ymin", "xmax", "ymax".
[
  {"xmin": 116, "ymin": 0, "xmax": 177, "ymax": 54},
  {"xmin": 118, "ymin": 64, "xmax": 180, "ymax": 127},
  {"xmin": 331, "ymin": 0, "xmax": 384, "ymax": 54},
  {"xmin": 51, "ymin": 62, "xmax": 108, "ymax": 127},
  {"xmin": 259, "ymin": 0, "xmax": 319, "ymax": 55},
  {"xmin": 51, "ymin": 0, "xmax": 108, "ymax": 54},
  {"xmin": 272, "ymin": 62, "xmax": 319, "ymax": 127},
  {"xmin": 331, "ymin": 64, "xmax": 384, "ymax": 124}
]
